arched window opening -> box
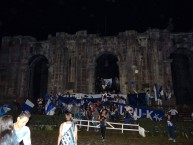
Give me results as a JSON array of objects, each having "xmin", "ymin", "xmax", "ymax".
[
  {"xmin": 95, "ymin": 53, "xmax": 119, "ymax": 94},
  {"xmin": 28, "ymin": 55, "xmax": 49, "ymax": 102}
]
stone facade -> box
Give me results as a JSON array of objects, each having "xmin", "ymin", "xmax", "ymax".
[{"xmin": 0, "ymin": 29, "xmax": 193, "ymax": 105}]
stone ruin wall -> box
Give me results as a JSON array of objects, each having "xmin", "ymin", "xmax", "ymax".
[{"xmin": 1, "ymin": 29, "xmax": 192, "ymax": 103}]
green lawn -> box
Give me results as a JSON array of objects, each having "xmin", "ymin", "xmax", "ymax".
[
  {"xmin": 8, "ymin": 112, "xmax": 193, "ymax": 145},
  {"xmin": 31, "ymin": 128, "xmax": 193, "ymax": 145}
]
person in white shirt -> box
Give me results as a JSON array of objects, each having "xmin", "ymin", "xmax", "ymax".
[
  {"xmin": 14, "ymin": 111, "xmax": 31, "ymax": 145},
  {"xmin": 57, "ymin": 112, "xmax": 78, "ymax": 145},
  {"xmin": 145, "ymin": 89, "xmax": 151, "ymax": 106},
  {"xmin": 168, "ymin": 108, "xmax": 178, "ymax": 120},
  {"xmin": 168, "ymin": 108, "xmax": 178, "ymax": 116}
]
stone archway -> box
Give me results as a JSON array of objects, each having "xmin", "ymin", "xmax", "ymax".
[
  {"xmin": 95, "ymin": 53, "xmax": 120, "ymax": 94},
  {"xmin": 28, "ymin": 55, "xmax": 49, "ymax": 102},
  {"xmin": 171, "ymin": 48, "xmax": 193, "ymax": 105}
]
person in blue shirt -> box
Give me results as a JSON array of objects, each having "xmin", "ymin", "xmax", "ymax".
[{"xmin": 14, "ymin": 111, "xmax": 31, "ymax": 145}]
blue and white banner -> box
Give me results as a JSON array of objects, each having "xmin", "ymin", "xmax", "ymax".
[
  {"xmin": 56, "ymin": 92, "xmax": 163, "ymax": 121},
  {"xmin": 58, "ymin": 93, "xmax": 127, "ymax": 105},
  {"xmin": 120, "ymin": 104, "xmax": 164, "ymax": 121},
  {"xmin": 22, "ymin": 99, "xmax": 34, "ymax": 111},
  {"xmin": 45, "ymin": 99, "xmax": 56, "ymax": 115}
]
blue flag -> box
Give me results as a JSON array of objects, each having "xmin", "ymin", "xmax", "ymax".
[
  {"xmin": 45, "ymin": 99, "xmax": 56, "ymax": 115},
  {"xmin": 22, "ymin": 99, "xmax": 34, "ymax": 111},
  {"xmin": 0, "ymin": 104, "xmax": 12, "ymax": 116}
]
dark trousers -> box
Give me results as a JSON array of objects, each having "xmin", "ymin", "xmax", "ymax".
[
  {"xmin": 168, "ymin": 126, "xmax": 175, "ymax": 139},
  {"xmin": 100, "ymin": 126, "xmax": 106, "ymax": 139}
]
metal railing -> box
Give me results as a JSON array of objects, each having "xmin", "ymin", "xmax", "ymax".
[{"xmin": 73, "ymin": 119, "xmax": 145, "ymax": 137}]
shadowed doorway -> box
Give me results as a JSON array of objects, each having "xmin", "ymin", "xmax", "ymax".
[
  {"xmin": 28, "ymin": 55, "xmax": 49, "ymax": 102},
  {"xmin": 95, "ymin": 53, "xmax": 120, "ymax": 94},
  {"xmin": 171, "ymin": 48, "xmax": 193, "ymax": 105}
]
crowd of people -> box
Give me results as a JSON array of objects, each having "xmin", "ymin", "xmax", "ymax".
[
  {"xmin": 42, "ymin": 92, "xmax": 137, "ymax": 125},
  {"xmin": 0, "ymin": 91, "xmax": 138, "ymax": 144},
  {"xmin": 144, "ymin": 88, "xmax": 172, "ymax": 107},
  {"xmin": 0, "ymin": 85, "xmax": 180, "ymax": 144},
  {"xmin": 0, "ymin": 105, "xmax": 179, "ymax": 144}
]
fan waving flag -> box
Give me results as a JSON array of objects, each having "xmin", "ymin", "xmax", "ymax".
[
  {"xmin": 45, "ymin": 99, "xmax": 56, "ymax": 115},
  {"xmin": 154, "ymin": 83, "xmax": 159, "ymax": 102},
  {"xmin": 0, "ymin": 104, "xmax": 12, "ymax": 116},
  {"xmin": 22, "ymin": 99, "xmax": 35, "ymax": 111}
]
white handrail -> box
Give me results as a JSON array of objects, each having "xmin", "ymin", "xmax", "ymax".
[{"xmin": 73, "ymin": 119, "xmax": 145, "ymax": 137}]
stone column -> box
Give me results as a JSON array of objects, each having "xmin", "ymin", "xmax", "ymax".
[
  {"xmin": 118, "ymin": 62, "xmax": 127, "ymax": 94},
  {"xmin": 87, "ymin": 64, "xmax": 95, "ymax": 94},
  {"xmin": 19, "ymin": 65, "xmax": 29, "ymax": 99},
  {"xmin": 47, "ymin": 65, "xmax": 54, "ymax": 93}
]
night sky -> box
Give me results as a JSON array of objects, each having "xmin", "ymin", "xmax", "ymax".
[{"xmin": 0, "ymin": 0, "xmax": 193, "ymax": 40}]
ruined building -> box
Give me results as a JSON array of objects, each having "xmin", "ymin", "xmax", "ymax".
[{"xmin": 0, "ymin": 29, "xmax": 193, "ymax": 105}]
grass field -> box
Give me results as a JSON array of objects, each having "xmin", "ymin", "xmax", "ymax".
[
  {"xmin": 7, "ymin": 111, "xmax": 193, "ymax": 145},
  {"xmin": 31, "ymin": 128, "xmax": 193, "ymax": 145}
]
